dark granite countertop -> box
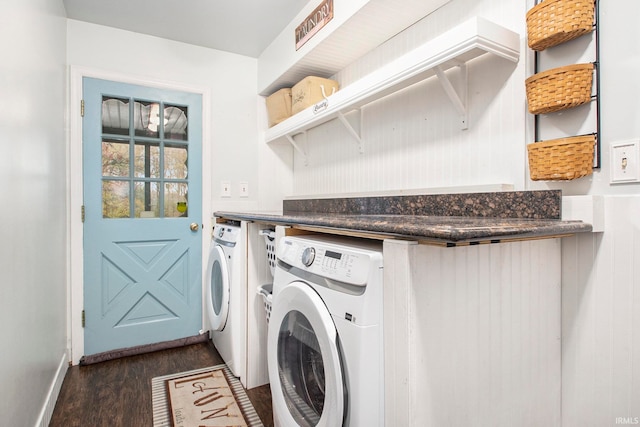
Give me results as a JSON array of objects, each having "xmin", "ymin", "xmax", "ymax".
[
  {"xmin": 214, "ymin": 190, "xmax": 593, "ymax": 245},
  {"xmin": 213, "ymin": 211, "xmax": 591, "ymax": 245}
]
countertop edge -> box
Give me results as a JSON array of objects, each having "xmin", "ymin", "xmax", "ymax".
[{"xmin": 213, "ymin": 211, "xmax": 593, "ymax": 245}]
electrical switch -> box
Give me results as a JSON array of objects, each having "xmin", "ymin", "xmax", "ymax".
[
  {"xmin": 239, "ymin": 182, "xmax": 249, "ymax": 197},
  {"xmin": 221, "ymin": 181, "xmax": 231, "ymax": 197},
  {"xmin": 611, "ymin": 140, "xmax": 640, "ymax": 184}
]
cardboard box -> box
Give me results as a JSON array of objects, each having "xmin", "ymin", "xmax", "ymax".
[
  {"xmin": 291, "ymin": 76, "xmax": 339, "ymax": 115},
  {"xmin": 265, "ymin": 88, "xmax": 292, "ymax": 127}
]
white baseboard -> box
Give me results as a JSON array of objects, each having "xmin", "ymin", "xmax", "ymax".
[{"xmin": 35, "ymin": 352, "xmax": 68, "ymax": 427}]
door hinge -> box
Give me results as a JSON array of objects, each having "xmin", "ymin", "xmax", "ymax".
[
  {"xmin": 80, "ymin": 99, "xmax": 85, "ymax": 117},
  {"xmin": 82, "ymin": 310, "xmax": 85, "ymax": 328},
  {"xmin": 81, "ymin": 205, "xmax": 85, "ymax": 222}
]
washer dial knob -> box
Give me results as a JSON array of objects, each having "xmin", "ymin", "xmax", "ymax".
[{"xmin": 301, "ymin": 247, "xmax": 316, "ymax": 267}]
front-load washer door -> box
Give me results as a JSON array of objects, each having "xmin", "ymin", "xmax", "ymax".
[
  {"xmin": 205, "ymin": 244, "xmax": 229, "ymax": 331},
  {"xmin": 268, "ymin": 282, "xmax": 345, "ymax": 427}
]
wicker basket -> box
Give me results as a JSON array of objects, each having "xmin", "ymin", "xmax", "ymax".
[
  {"xmin": 527, "ymin": 135, "xmax": 595, "ymax": 180},
  {"xmin": 526, "ymin": 0, "xmax": 595, "ymax": 51},
  {"xmin": 525, "ymin": 63, "xmax": 593, "ymax": 115}
]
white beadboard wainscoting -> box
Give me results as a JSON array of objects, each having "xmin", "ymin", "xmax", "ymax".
[
  {"xmin": 260, "ymin": 0, "xmax": 640, "ymax": 424},
  {"xmin": 287, "ymin": 0, "xmax": 527, "ymax": 196},
  {"xmin": 562, "ymin": 196, "xmax": 640, "ymax": 427},
  {"xmin": 384, "ymin": 238, "xmax": 562, "ymax": 426},
  {"xmin": 290, "ymin": 59, "xmax": 525, "ymax": 195}
]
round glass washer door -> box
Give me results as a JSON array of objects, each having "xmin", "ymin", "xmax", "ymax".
[
  {"xmin": 204, "ymin": 244, "xmax": 229, "ymax": 331},
  {"xmin": 267, "ymin": 281, "xmax": 345, "ymax": 427}
]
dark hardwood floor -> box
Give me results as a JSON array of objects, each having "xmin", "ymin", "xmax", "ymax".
[{"xmin": 49, "ymin": 342, "xmax": 273, "ymax": 427}]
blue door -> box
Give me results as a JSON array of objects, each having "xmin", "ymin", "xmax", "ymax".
[{"xmin": 82, "ymin": 77, "xmax": 203, "ymax": 356}]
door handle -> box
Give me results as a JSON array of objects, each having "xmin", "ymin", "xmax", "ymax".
[{"xmin": 190, "ymin": 223, "xmax": 199, "ymax": 232}]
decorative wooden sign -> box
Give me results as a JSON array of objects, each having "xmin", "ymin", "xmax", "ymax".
[{"xmin": 295, "ymin": 0, "xmax": 334, "ymax": 50}]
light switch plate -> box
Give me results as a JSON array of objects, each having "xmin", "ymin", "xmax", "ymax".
[
  {"xmin": 220, "ymin": 181, "xmax": 231, "ymax": 197},
  {"xmin": 239, "ymin": 181, "xmax": 249, "ymax": 197},
  {"xmin": 610, "ymin": 140, "xmax": 640, "ymax": 184}
]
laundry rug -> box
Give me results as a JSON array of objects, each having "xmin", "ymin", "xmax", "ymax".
[{"xmin": 152, "ymin": 365, "xmax": 264, "ymax": 427}]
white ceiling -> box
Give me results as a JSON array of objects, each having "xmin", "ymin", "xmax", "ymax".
[{"xmin": 62, "ymin": 0, "xmax": 309, "ymax": 58}]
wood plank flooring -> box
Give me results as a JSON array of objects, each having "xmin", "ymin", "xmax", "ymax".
[{"xmin": 49, "ymin": 342, "xmax": 273, "ymax": 427}]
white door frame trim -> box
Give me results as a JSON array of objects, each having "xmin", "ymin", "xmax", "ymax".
[{"xmin": 67, "ymin": 65, "xmax": 212, "ymax": 365}]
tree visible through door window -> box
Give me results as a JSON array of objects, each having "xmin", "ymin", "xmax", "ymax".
[{"xmin": 100, "ymin": 96, "xmax": 189, "ymax": 218}]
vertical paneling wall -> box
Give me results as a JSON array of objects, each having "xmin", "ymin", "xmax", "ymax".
[
  {"xmin": 539, "ymin": 1, "xmax": 640, "ymax": 425},
  {"xmin": 562, "ymin": 197, "xmax": 640, "ymax": 427},
  {"xmin": 384, "ymin": 238, "xmax": 562, "ymax": 426},
  {"xmin": 289, "ymin": 0, "xmax": 527, "ymax": 196},
  {"xmin": 265, "ymin": 0, "xmax": 640, "ymax": 424}
]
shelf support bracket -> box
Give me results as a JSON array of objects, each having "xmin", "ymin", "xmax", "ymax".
[
  {"xmin": 286, "ymin": 132, "xmax": 308, "ymax": 165},
  {"xmin": 435, "ymin": 63, "xmax": 468, "ymax": 130},
  {"xmin": 337, "ymin": 110, "xmax": 364, "ymax": 153}
]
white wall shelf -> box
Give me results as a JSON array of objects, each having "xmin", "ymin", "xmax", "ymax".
[
  {"xmin": 258, "ymin": 0, "xmax": 452, "ymax": 96},
  {"xmin": 264, "ymin": 17, "xmax": 520, "ymax": 159}
]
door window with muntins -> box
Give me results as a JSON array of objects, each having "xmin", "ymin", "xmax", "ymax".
[{"xmin": 101, "ymin": 96, "xmax": 189, "ymax": 219}]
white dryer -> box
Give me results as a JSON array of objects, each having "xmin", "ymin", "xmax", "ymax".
[
  {"xmin": 205, "ymin": 222, "xmax": 246, "ymax": 381},
  {"xmin": 268, "ymin": 234, "xmax": 384, "ymax": 427}
]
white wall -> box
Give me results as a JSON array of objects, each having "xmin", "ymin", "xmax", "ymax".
[
  {"xmin": 384, "ymin": 238, "xmax": 562, "ymax": 426},
  {"xmin": 65, "ymin": 17, "xmax": 290, "ymax": 225},
  {"xmin": 0, "ymin": 0, "xmax": 68, "ymax": 425},
  {"xmin": 562, "ymin": 197, "xmax": 640, "ymax": 427},
  {"xmin": 67, "ymin": 19, "xmax": 262, "ymax": 213},
  {"xmin": 286, "ymin": 0, "xmax": 527, "ymax": 195},
  {"xmin": 66, "ymin": 20, "xmax": 266, "ymax": 362},
  {"xmin": 557, "ymin": 1, "xmax": 640, "ymax": 425},
  {"xmin": 2, "ymin": 0, "xmax": 633, "ymax": 424},
  {"xmin": 261, "ymin": 0, "xmax": 640, "ymax": 425}
]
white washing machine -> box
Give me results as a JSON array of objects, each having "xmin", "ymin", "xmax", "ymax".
[
  {"xmin": 267, "ymin": 234, "xmax": 384, "ymax": 427},
  {"xmin": 205, "ymin": 222, "xmax": 246, "ymax": 381}
]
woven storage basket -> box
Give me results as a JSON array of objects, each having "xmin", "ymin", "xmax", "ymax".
[
  {"xmin": 527, "ymin": 135, "xmax": 595, "ymax": 180},
  {"xmin": 526, "ymin": 0, "xmax": 595, "ymax": 51},
  {"xmin": 525, "ymin": 63, "xmax": 593, "ymax": 115}
]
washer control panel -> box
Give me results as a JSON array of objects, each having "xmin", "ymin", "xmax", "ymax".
[
  {"xmin": 212, "ymin": 223, "xmax": 240, "ymax": 246},
  {"xmin": 278, "ymin": 235, "xmax": 382, "ymax": 287}
]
